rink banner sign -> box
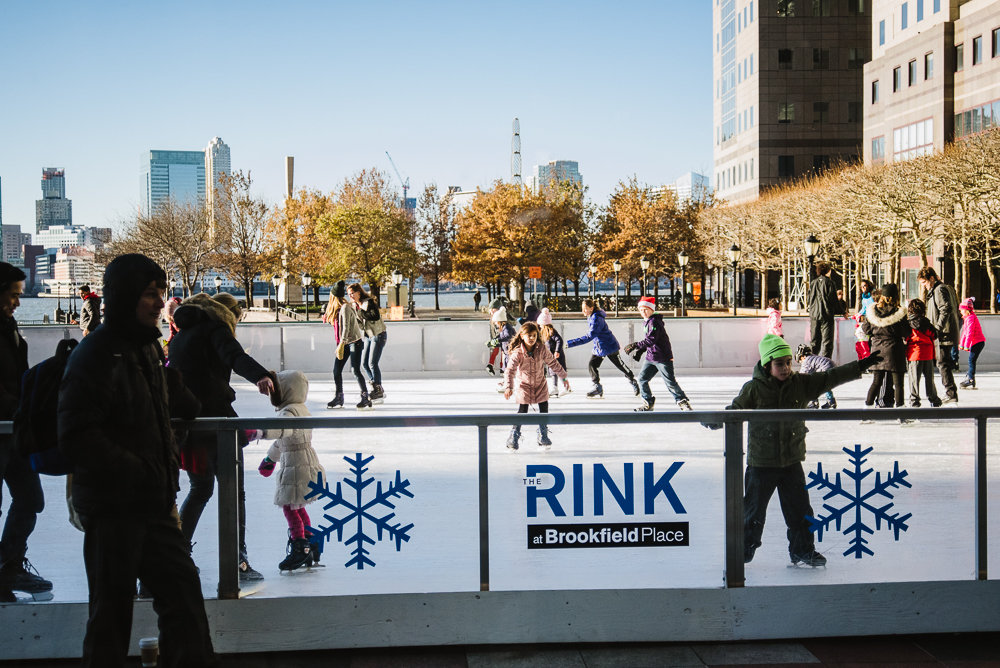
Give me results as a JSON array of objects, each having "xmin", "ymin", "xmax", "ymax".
[{"xmin": 527, "ymin": 522, "xmax": 689, "ymax": 549}]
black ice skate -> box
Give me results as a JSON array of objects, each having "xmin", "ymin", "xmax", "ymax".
[
  {"xmin": 821, "ymin": 400, "xmax": 838, "ymax": 409},
  {"xmin": 789, "ymin": 550, "xmax": 827, "ymax": 567},
  {"xmin": 506, "ymin": 426, "xmax": 521, "ymax": 451},
  {"xmin": 0, "ymin": 559, "xmax": 52, "ymax": 595},
  {"xmin": 960, "ymin": 379, "xmax": 977, "ymax": 390},
  {"xmin": 357, "ymin": 391, "xmax": 373, "ymax": 411},
  {"xmin": 537, "ymin": 425, "xmax": 552, "ymax": 449},
  {"xmin": 279, "ymin": 538, "xmax": 313, "ymax": 571},
  {"xmin": 486, "ymin": 363, "xmax": 496, "ymax": 376},
  {"xmin": 369, "ymin": 384, "xmax": 385, "ymax": 403},
  {"xmin": 239, "ymin": 557, "xmax": 264, "ymax": 582},
  {"xmin": 586, "ymin": 383, "xmax": 604, "ymax": 399},
  {"xmin": 628, "ymin": 377, "xmax": 640, "ymax": 396},
  {"xmin": 634, "ymin": 397, "xmax": 655, "ymax": 412},
  {"xmin": 326, "ymin": 391, "xmax": 344, "ymax": 409},
  {"xmin": 807, "ymin": 401, "xmax": 819, "ymax": 409}
]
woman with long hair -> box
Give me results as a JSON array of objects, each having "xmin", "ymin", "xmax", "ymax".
[
  {"xmin": 324, "ymin": 281, "xmax": 370, "ymax": 410},
  {"xmin": 348, "ymin": 283, "xmax": 387, "ymax": 402}
]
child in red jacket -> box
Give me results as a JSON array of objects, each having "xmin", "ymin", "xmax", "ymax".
[{"xmin": 906, "ymin": 299, "xmax": 941, "ymax": 408}]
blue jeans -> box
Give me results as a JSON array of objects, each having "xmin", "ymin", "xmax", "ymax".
[
  {"xmin": 362, "ymin": 332, "xmax": 387, "ymax": 385},
  {"xmin": 967, "ymin": 341, "xmax": 985, "ymax": 381},
  {"xmin": 637, "ymin": 360, "xmax": 688, "ymax": 403}
]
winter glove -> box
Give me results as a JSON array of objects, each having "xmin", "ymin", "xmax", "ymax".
[
  {"xmin": 701, "ymin": 422, "xmax": 724, "ymax": 430},
  {"xmin": 258, "ymin": 457, "xmax": 276, "ymax": 477},
  {"xmin": 630, "ymin": 348, "xmax": 644, "ymax": 362},
  {"xmin": 623, "ymin": 342, "xmax": 638, "ymax": 355},
  {"xmin": 245, "ymin": 429, "xmax": 264, "ymax": 443},
  {"xmin": 858, "ymin": 349, "xmax": 884, "ymax": 372},
  {"xmin": 487, "ymin": 338, "xmax": 499, "ymax": 348}
]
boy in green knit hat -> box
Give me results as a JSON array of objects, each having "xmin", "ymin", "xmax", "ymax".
[{"xmin": 731, "ymin": 333, "xmax": 881, "ymax": 566}]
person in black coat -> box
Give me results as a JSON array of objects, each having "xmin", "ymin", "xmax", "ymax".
[
  {"xmin": 58, "ymin": 254, "xmax": 218, "ymax": 667},
  {"xmin": 0, "ymin": 263, "xmax": 49, "ymax": 598},
  {"xmin": 168, "ymin": 293, "xmax": 272, "ymax": 582},
  {"xmin": 807, "ymin": 261, "xmax": 838, "ymax": 358},
  {"xmin": 861, "ymin": 283, "xmax": 912, "ymax": 412}
]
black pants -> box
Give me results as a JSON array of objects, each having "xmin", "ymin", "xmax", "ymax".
[
  {"xmin": 588, "ymin": 353, "xmax": 634, "ymax": 384},
  {"xmin": 743, "ymin": 463, "xmax": 816, "ymax": 558},
  {"xmin": 810, "ymin": 317, "xmax": 835, "ymax": 359},
  {"xmin": 937, "ymin": 343, "xmax": 958, "ymax": 401},
  {"xmin": 81, "ymin": 512, "xmax": 218, "ymax": 668},
  {"xmin": 0, "ymin": 443, "xmax": 44, "ymax": 570},
  {"xmin": 867, "ymin": 369, "xmax": 904, "ymax": 407},
  {"xmin": 179, "ymin": 444, "xmax": 249, "ymax": 564},
  {"xmin": 334, "ymin": 340, "xmax": 366, "ymax": 394}
]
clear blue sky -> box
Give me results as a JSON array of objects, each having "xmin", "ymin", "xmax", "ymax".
[{"xmin": 0, "ymin": 1, "xmax": 712, "ymax": 234}]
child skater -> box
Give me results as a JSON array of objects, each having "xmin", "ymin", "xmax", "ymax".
[
  {"xmin": 490, "ymin": 306, "xmax": 516, "ymax": 392},
  {"xmin": 959, "ymin": 297, "xmax": 986, "ymax": 389},
  {"xmin": 257, "ymin": 370, "xmax": 325, "ymax": 571},
  {"xmin": 765, "ymin": 298, "xmax": 783, "ymax": 337},
  {"xmin": 537, "ymin": 308, "xmax": 569, "ymax": 398},
  {"xmin": 795, "ymin": 344, "xmax": 837, "ymax": 409},
  {"xmin": 567, "ymin": 298, "xmax": 639, "ymax": 399},
  {"xmin": 624, "ymin": 295, "xmax": 693, "ymax": 411},
  {"xmin": 713, "ymin": 334, "xmax": 881, "ymax": 567},
  {"xmin": 905, "ymin": 298, "xmax": 941, "ymax": 407},
  {"xmin": 502, "ymin": 321, "xmax": 570, "ymax": 450}
]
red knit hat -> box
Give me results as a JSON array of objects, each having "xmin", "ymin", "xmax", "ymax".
[{"xmin": 638, "ymin": 296, "xmax": 655, "ymax": 311}]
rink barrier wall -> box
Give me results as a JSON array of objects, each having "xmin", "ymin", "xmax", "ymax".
[
  {"xmin": 18, "ymin": 315, "xmax": 1000, "ymax": 374},
  {"xmin": 1, "ymin": 407, "xmax": 996, "ymax": 659}
]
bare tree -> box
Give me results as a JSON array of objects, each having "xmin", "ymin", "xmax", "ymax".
[
  {"xmin": 416, "ymin": 184, "xmax": 457, "ymax": 310},
  {"xmin": 213, "ymin": 171, "xmax": 275, "ymax": 307}
]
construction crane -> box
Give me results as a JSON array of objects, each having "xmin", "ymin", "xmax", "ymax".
[{"xmin": 385, "ymin": 151, "xmax": 410, "ymax": 203}]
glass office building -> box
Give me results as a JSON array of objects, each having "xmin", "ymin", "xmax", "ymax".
[{"xmin": 140, "ymin": 150, "xmax": 206, "ymax": 214}]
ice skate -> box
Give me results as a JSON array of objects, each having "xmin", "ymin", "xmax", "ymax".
[
  {"xmin": 506, "ymin": 426, "xmax": 521, "ymax": 451},
  {"xmin": 634, "ymin": 397, "xmax": 655, "ymax": 412},
  {"xmin": 960, "ymin": 379, "xmax": 977, "ymax": 390},
  {"xmin": 789, "ymin": 550, "xmax": 827, "ymax": 567},
  {"xmin": 821, "ymin": 400, "xmax": 837, "ymax": 409},
  {"xmin": 496, "ymin": 382, "xmax": 505, "ymax": 393},
  {"xmin": 677, "ymin": 398, "xmax": 692, "ymax": 411},
  {"xmin": 628, "ymin": 377, "xmax": 640, "ymax": 396},
  {"xmin": 369, "ymin": 384, "xmax": 385, "ymax": 403},
  {"xmin": 0, "ymin": 559, "xmax": 52, "ymax": 595},
  {"xmin": 537, "ymin": 425, "xmax": 552, "ymax": 449},
  {"xmin": 279, "ymin": 538, "xmax": 313, "ymax": 571},
  {"xmin": 239, "ymin": 557, "xmax": 264, "ymax": 582},
  {"xmin": 586, "ymin": 383, "xmax": 604, "ymax": 399},
  {"xmin": 326, "ymin": 391, "xmax": 344, "ymax": 409},
  {"xmin": 486, "ymin": 363, "xmax": 496, "ymax": 376},
  {"xmin": 356, "ymin": 390, "xmax": 374, "ymax": 411},
  {"xmin": 807, "ymin": 401, "xmax": 819, "ymax": 409},
  {"xmin": 942, "ymin": 396, "xmax": 959, "ymax": 405}
]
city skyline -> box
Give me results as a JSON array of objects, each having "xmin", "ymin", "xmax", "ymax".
[{"xmin": 0, "ymin": 1, "xmax": 713, "ymax": 237}]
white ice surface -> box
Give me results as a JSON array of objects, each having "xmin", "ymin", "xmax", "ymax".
[{"xmin": 5, "ymin": 370, "xmax": 999, "ymax": 603}]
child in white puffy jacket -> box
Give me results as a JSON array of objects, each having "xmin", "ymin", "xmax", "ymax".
[{"xmin": 256, "ymin": 370, "xmax": 325, "ymax": 572}]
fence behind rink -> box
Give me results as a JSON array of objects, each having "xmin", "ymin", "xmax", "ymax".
[{"xmin": 0, "ymin": 406, "xmax": 997, "ymax": 660}]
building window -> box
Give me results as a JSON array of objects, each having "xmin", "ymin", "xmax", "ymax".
[
  {"xmin": 750, "ymin": 1, "xmax": 754, "ymax": 21},
  {"xmin": 934, "ymin": 0, "xmax": 940, "ymax": 12},
  {"xmin": 813, "ymin": 0, "xmax": 830, "ymax": 16},
  {"xmin": 893, "ymin": 66, "xmax": 902, "ymax": 91},
  {"xmin": 872, "ymin": 136, "xmax": 885, "ymax": 162},
  {"xmin": 813, "ymin": 102, "xmax": 830, "ymax": 123},
  {"xmin": 956, "ymin": 43, "xmax": 965, "ymax": 71},
  {"xmin": 849, "ymin": 101, "xmax": 863, "ymax": 123},
  {"xmin": 738, "ymin": 13, "xmax": 742, "ymax": 32},
  {"xmin": 814, "ymin": 155, "xmax": 830, "ymax": 171},
  {"xmin": 750, "ymin": 105, "xmax": 755, "ymax": 126},
  {"xmin": 955, "ymin": 101, "xmax": 1000, "ymax": 138},
  {"xmin": 777, "ymin": 0, "xmax": 795, "ymax": 17},
  {"xmin": 717, "ymin": 33, "xmax": 720, "ymax": 52},
  {"xmin": 994, "ymin": 28, "xmax": 1000, "ymax": 57},
  {"xmin": 902, "ymin": 2, "xmax": 908, "ymax": 29},
  {"xmin": 925, "ymin": 52, "xmax": 934, "ymax": 79},
  {"xmin": 848, "ymin": 0, "xmax": 865, "ymax": 15},
  {"xmin": 743, "ymin": 7, "xmax": 747, "ymax": 28},
  {"xmin": 750, "ymin": 158, "xmax": 754, "ymax": 179},
  {"xmin": 778, "ymin": 156, "xmax": 795, "ymax": 179},
  {"xmin": 879, "ymin": 20, "xmax": 886, "ymax": 46},
  {"xmin": 908, "ymin": 59, "xmax": 918, "ymax": 85},
  {"xmin": 813, "ymin": 48, "xmax": 830, "ymax": 69},
  {"xmin": 778, "ymin": 49, "xmax": 793, "ymax": 69},
  {"xmin": 779, "ymin": 101, "xmax": 795, "ymax": 123},
  {"xmin": 893, "ymin": 118, "xmax": 934, "ymax": 160},
  {"xmin": 849, "ymin": 48, "xmax": 865, "ymax": 69},
  {"xmin": 872, "ymin": 79, "xmax": 880, "ymax": 103},
  {"xmin": 917, "ymin": 0, "xmax": 924, "ymax": 22},
  {"xmin": 973, "ymin": 36, "xmax": 983, "ymax": 64},
  {"xmin": 750, "ymin": 53, "xmax": 755, "ymax": 74}
]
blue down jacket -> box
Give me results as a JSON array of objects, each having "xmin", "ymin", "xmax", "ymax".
[{"xmin": 567, "ymin": 309, "xmax": 620, "ymax": 357}]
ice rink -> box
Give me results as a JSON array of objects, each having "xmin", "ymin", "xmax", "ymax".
[{"xmin": 6, "ymin": 369, "xmax": 1000, "ymax": 603}]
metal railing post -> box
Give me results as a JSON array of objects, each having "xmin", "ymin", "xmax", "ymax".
[
  {"xmin": 976, "ymin": 416, "xmax": 988, "ymax": 581},
  {"xmin": 478, "ymin": 425, "xmax": 490, "ymax": 591},
  {"xmin": 724, "ymin": 419, "xmax": 745, "ymax": 588},
  {"xmin": 217, "ymin": 429, "xmax": 241, "ymax": 600}
]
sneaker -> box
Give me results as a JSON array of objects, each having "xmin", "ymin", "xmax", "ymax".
[
  {"xmin": 790, "ymin": 550, "xmax": 827, "ymax": 567},
  {"xmin": 239, "ymin": 558, "xmax": 265, "ymax": 581},
  {"xmin": 634, "ymin": 397, "xmax": 655, "ymax": 412},
  {"xmin": 486, "ymin": 364, "xmax": 496, "ymax": 376},
  {"xmin": 628, "ymin": 378, "xmax": 640, "ymax": 397},
  {"xmin": 0, "ymin": 559, "xmax": 53, "ymax": 594},
  {"xmin": 586, "ymin": 384, "xmax": 604, "ymax": 399},
  {"xmin": 677, "ymin": 399, "xmax": 692, "ymax": 411}
]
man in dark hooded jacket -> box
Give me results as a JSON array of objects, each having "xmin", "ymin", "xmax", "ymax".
[{"xmin": 58, "ymin": 254, "xmax": 218, "ymax": 668}]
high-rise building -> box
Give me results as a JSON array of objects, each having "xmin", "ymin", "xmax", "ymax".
[
  {"xmin": 35, "ymin": 168, "xmax": 73, "ymax": 231},
  {"xmin": 652, "ymin": 172, "xmax": 712, "ymax": 204},
  {"xmin": 1, "ymin": 226, "xmax": 24, "ymax": 264},
  {"xmin": 35, "ymin": 225, "xmax": 110, "ymax": 251},
  {"xmin": 205, "ymin": 137, "xmax": 231, "ymax": 229},
  {"xmin": 140, "ymin": 150, "xmax": 206, "ymax": 215},
  {"xmin": 531, "ymin": 160, "xmax": 583, "ymax": 195},
  {"xmin": 712, "ymin": 0, "xmax": 872, "ymax": 202}
]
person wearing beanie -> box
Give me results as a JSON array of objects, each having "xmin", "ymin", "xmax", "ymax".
[
  {"xmin": 58, "ymin": 254, "xmax": 219, "ymax": 667},
  {"xmin": 485, "ymin": 298, "xmax": 516, "ymax": 376},
  {"xmin": 537, "ymin": 308, "xmax": 570, "ymax": 398},
  {"xmin": 861, "ymin": 283, "xmax": 912, "ymax": 419},
  {"xmin": 0, "ymin": 262, "xmax": 51, "ymax": 599},
  {"xmin": 958, "ymin": 297, "xmax": 985, "ymax": 389},
  {"xmin": 623, "ymin": 297, "xmax": 692, "ymax": 412},
  {"xmin": 918, "ymin": 266, "xmax": 961, "ymax": 403},
  {"xmin": 716, "ymin": 332, "xmax": 881, "ymax": 568}
]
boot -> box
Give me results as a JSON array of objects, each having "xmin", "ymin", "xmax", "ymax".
[
  {"xmin": 278, "ymin": 538, "xmax": 313, "ymax": 571},
  {"xmin": 586, "ymin": 383, "xmax": 604, "ymax": 399},
  {"xmin": 369, "ymin": 384, "xmax": 385, "ymax": 402},
  {"xmin": 239, "ymin": 557, "xmax": 264, "ymax": 581},
  {"xmin": 486, "ymin": 363, "xmax": 496, "ymax": 376},
  {"xmin": 356, "ymin": 390, "xmax": 373, "ymax": 411},
  {"xmin": 326, "ymin": 391, "xmax": 344, "ymax": 409},
  {"xmin": 960, "ymin": 378, "xmax": 976, "ymax": 389},
  {"xmin": 634, "ymin": 397, "xmax": 655, "ymax": 412},
  {"xmin": 0, "ymin": 559, "xmax": 52, "ymax": 594},
  {"xmin": 537, "ymin": 425, "xmax": 552, "ymax": 449},
  {"xmin": 821, "ymin": 400, "xmax": 838, "ymax": 409},
  {"xmin": 628, "ymin": 377, "xmax": 640, "ymax": 396},
  {"xmin": 677, "ymin": 399, "xmax": 692, "ymax": 411},
  {"xmin": 790, "ymin": 550, "xmax": 827, "ymax": 567},
  {"xmin": 506, "ymin": 426, "xmax": 521, "ymax": 451}
]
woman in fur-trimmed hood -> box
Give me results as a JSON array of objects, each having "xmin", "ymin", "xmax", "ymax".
[{"xmin": 861, "ymin": 283, "xmax": 912, "ymax": 408}]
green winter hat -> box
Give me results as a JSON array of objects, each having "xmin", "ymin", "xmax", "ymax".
[{"xmin": 759, "ymin": 334, "xmax": 792, "ymax": 366}]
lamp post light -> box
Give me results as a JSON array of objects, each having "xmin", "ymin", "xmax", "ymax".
[
  {"xmin": 707, "ymin": 262, "xmax": 714, "ymax": 308},
  {"xmin": 726, "ymin": 244, "xmax": 742, "ymax": 317},
  {"xmin": 804, "ymin": 234, "xmax": 821, "ymax": 275},
  {"xmin": 272, "ymin": 274, "xmax": 281, "ymax": 322},
  {"xmin": 392, "ymin": 268, "xmax": 403, "ymax": 313},
  {"xmin": 302, "ymin": 273, "xmax": 312, "ymax": 322},
  {"xmin": 677, "ymin": 250, "xmax": 689, "ymax": 317},
  {"xmin": 640, "ymin": 256, "xmax": 650, "ymax": 297},
  {"xmin": 169, "ymin": 279, "xmax": 177, "ymax": 299},
  {"xmin": 588, "ymin": 263, "xmax": 597, "ymax": 300},
  {"xmin": 612, "ymin": 259, "xmax": 622, "ymax": 317},
  {"xmin": 214, "ymin": 275, "xmax": 223, "ymax": 295}
]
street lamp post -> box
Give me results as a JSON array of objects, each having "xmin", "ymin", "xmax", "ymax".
[
  {"xmin": 677, "ymin": 250, "xmax": 689, "ymax": 317},
  {"xmin": 588, "ymin": 264, "xmax": 597, "ymax": 301},
  {"xmin": 214, "ymin": 275, "xmax": 223, "ymax": 295},
  {"xmin": 727, "ymin": 244, "xmax": 742, "ymax": 317},
  {"xmin": 272, "ymin": 275, "xmax": 281, "ymax": 322},
  {"xmin": 302, "ymin": 273, "xmax": 312, "ymax": 322},
  {"xmin": 169, "ymin": 279, "xmax": 177, "ymax": 299},
  {"xmin": 707, "ymin": 262, "xmax": 714, "ymax": 308},
  {"xmin": 804, "ymin": 234, "xmax": 821, "ymax": 310},
  {"xmin": 392, "ymin": 268, "xmax": 403, "ymax": 314},
  {"xmin": 612, "ymin": 259, "xmax": 622, "ymax": 317},
  {"xmin": 640, "ymin": 256, "xmax": 650, "ymax": 297}
]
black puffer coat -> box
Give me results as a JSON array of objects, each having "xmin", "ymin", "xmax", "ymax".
[
  {"xmin": 862, "ymin": 304, "xmax": 911, "ymax": 373},
  {"xmin": 0, "ymin": 316, "xmax": 28, "ymax": 422}
]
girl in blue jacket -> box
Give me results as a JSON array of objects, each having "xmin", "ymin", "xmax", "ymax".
[{"xmin": 567, "ymin": 298, "xmax": 639, "ymax": 398}]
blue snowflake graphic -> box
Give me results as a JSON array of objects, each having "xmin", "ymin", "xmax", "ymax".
[
  {"xmin": 303, "ymin": 453, "xmax": 414, "ymax": 569},
  {"xmin": 805, "ymin": 444, "xmax": 912, "ymax": 559}
]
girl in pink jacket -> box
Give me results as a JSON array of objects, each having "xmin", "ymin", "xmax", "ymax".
[
  {"xmin": 959, "ymin": 297, "xmax": 986, "ymax": 389},
  {"xmin": 765, "ymin": 298, "xmax": 783, "ymax": 337},
  {"xmin": 502, "ymin": 322, "xmax": 569, "ymax": 450}
]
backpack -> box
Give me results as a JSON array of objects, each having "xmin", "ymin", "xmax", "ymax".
[{"xmin": 14, "ymin": 338, "xmax": 78, "ymax": 476}]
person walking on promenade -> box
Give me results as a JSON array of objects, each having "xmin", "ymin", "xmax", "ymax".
[
  {"xmin": 807, "ymin": 261, "xmax": 837, "ymax": 359},
  {"xmin": 918, "ymin": 267, "xmax": 960, "ymax": 404},
  {"xmin": 765, "ymin": 298, "xmax": 783, "ymax": 337},
  {"xmin": 502, "ymin": 322, "xmax": 568, "ymax": 450},
  {"xmin": 169, "ymin": 292, "xmax": 273, "ymax": 582},
  {"xmin": 862, "ymin": 283, "xmax": 912, "ymax": 422},
  {"xmin": 624, "ymin": 296, "xmax": 692, "ymax": 412},
  {"xmin": 0, "ymin": 263, "xmax": 50, "ymax": 600},
  {"xmin": 349, "ymin": 283, "xmax": 387, "ymax": 403},
  {"xmin": 537, "ymin": 308, "xmax": 568, "ymax": 398},
  {"xmin": 58, "ymin": 254, "xmax": 219, "ymax": 668},
  {"xmin": 959, "ymin": 297, "xmax": 986, "ymax": 390},
  {"xmin": 325, "ymin": 281, "xmax": 369, "ymax": 410},
  {"xmin": 905, "ymin": 298, "xmax": 941, "ymax": 408},
  {"xmin": 473, "ymin": 289, "xmax": 482, "ymax": 312},
  {"xmin": 77, "ymin": 284, "xmax": 101, "ymax": 337},
  {"xmin": 567, "ymin": 298, "xmax": 639, "ymax": 399}
]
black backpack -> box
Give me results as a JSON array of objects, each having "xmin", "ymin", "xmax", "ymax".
[{"xmin": 14, "ymin": 338, "xmax": 78, "ymax": 476}]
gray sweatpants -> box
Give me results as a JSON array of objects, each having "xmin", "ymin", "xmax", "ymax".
[{"xmin": 907, "ymin": 359, "xmax": 941, "ymax": 407}]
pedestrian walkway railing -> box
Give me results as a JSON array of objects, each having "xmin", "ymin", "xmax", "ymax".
[{"xmin": 180, "ymin": 406, "xmax": 995, "ymax": 600}]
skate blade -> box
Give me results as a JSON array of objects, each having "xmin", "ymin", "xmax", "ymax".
[
  {"xmin": 326, "ymin": 405, "xmax": 344, "ymax": 410},
  {"xmin": 356, "ymin": 406, "xmax": 374, "ymax": 411},
  {"xmin": 586, "ymin": 395, "xmax": 604, "ymax": 399},
  {"xmin": 373, "ymin": 398, "xmax": 385, "ymax": 404}
]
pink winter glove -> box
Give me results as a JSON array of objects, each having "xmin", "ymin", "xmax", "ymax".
[
  {"xmin": 258, "ymin": 457, "xmax": 275, "ymax": 477},
  {"xmin": 245, "ymin": 429, "xmax": 264, "ymax": 442}
]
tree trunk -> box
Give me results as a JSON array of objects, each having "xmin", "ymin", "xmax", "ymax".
[
  {"xmin": 573, "ymin": 279, "xmax": 580, "ymax": 298},
  {"xmin": 952, "ymin": 245, "xmax": 961, "ymax": 296},
  {"xmin": 960, "ymin": 240, "xmax": 969, "ymax": 300},
  {"xmin": 434, "ymin": 270, "xmax": 440, "ymax": 310},
  {"xmin": 562, "ymin": 279, "xmax": 568, "ymax": 296},
  {"xmin": 244, "ymin": 279, "xmax": 253, "ymax": 308},
  {"xmin": 761, "ymin": 269, "xmax": 769, "ymax": 313},
  {"xmin": 986, "ymin": 242, "xmax": 998, "ymax": 314}
]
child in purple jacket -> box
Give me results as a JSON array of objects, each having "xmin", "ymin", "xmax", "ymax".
[
  {"xmin": 623, "ymin": 296, "xmax": 693, "ymax": 412},
  {"xmin": 796, "ymin": 344, "xmax": 837, "ymax": 409}
]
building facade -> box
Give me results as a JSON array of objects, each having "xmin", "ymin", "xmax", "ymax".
[
  {"xmin": 205, "ymin": 137, "xmax": 231, "ymax": 232},
  {"xmin": 140, "ymin": 150, "xmax": 206, "ymax": 215},
  {"xmin": 652, "ymin": 172, "xmax": 711, "ymax": 203},
  {"xmin": 530, "ymin": 160, "xmax": 583, "ymax": 195},
  {"xmin": 35, "ymin": 225, "xmax": 111, "ymax": 251},
  {"xmin": 713, "ymin": 0, "xmax": 872, "ymax": 202},
  {"xmin": 1, "ymin": 225, "xmax": 29, "ymax": 264},
  {"xmin": 35, "ymin": 168, "xmax": 73, "ymax": 231}
]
